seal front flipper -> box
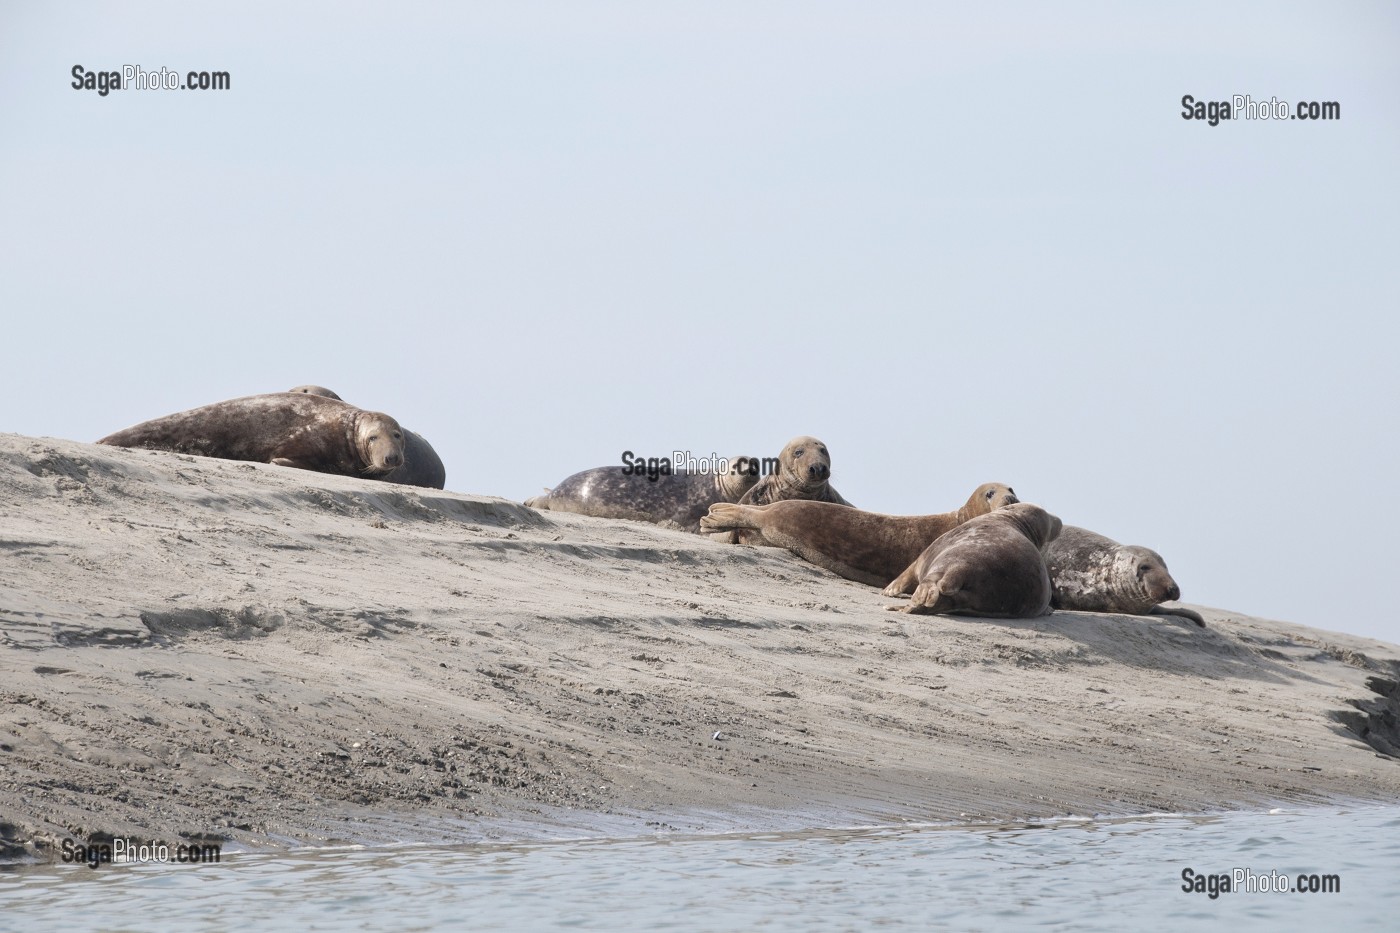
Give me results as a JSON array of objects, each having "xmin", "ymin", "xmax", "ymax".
[
  {"xmin": 270, "ymin": 457, "xmax": 319, "ymax": 471},
  {"xmin": 1148, "ymin": 605, "xmax": 1207, "ymax": 628}
]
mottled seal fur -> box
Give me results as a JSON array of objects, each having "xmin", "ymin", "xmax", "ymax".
[
  {"xmin": 740, "ymin": 436, "xmax": 850, "ymax": 506},
  {"xmin": 286, "ymin": 386, "xmax": 445, "ymax": 489},
  {"xmin": 525, "ymin": 456, "xmax": 759, "ymax": 533},
  {"xmin": 700, "ymin": 482, "xmax": 1020, "ymax": 587},
  {"xmin": 1044, "ymin": 525, "xmax": 1206, "ymax": 627},
  {"xmin": 882, "ymin": 503, "xmax": 1062, "ymax": 617},
  {"xmin": 98, "ymin": 394, "xmax": 405, "ymax": 478}
]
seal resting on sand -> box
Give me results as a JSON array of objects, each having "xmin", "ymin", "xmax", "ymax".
[
  {"xmin": 285, "ymin": 386, "xmax": 445, "ymax": 489},
  {"xmin": 1044, "ymin": 525, "xmax": 1206, "ymax": 627},
  {"xmin": 700, "ymin": 482, "xmax": 1020, "ymax": 587},
  {"xmin": 98, "ymin": 394, "xmax": 405, "ymax": 478},
  {"xmin": 882, "ymin": 503, "xmax": 1062, "ymax": 617},
  {"xmin": 739, "ymin": 436, "xmax": 851, "ymax": 506},
  {"xmin": 525, "ymin": 456, "xmax": 759, "ymax": 533},
  {"xmin": 711, "ymin": 435, "xmax": 852, "ymax": 544}
]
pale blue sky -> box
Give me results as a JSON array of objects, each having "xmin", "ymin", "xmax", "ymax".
[{"xmin": 3, "ymin": 2, "xmax": 1397, "ymax": 642}]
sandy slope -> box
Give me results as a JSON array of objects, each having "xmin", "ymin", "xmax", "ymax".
[{"xmin": 2, "ymin": 433, "xmax": 1398, "ymax": 861}]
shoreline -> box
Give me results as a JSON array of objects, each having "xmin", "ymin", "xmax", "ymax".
[
  {"xmin": 10, "ymin": 799, "xmax": 1398, "ymax": 868},
  {"xmin": 3, "ymin": 433, "xmax": 1399, "ymax": 863}
]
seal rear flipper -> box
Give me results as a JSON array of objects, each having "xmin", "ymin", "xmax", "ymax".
[
  {"xmin": 524, "ymin": 492, "xmax": 552, "ymax": 510},
  {"xmin": 905, "ymin": 581, "xmax": 957, "ymax": 615},
  {"xmin": 880, "ymin": 562, "xmax": 920, "ymax": 598},
  {"xmin": 699, "ymin": 503, "xmax": 760, "ymax": 533},
  {"xmin": 1149, "ymin": 605, "xmax": 1207, "ymax": 628}
]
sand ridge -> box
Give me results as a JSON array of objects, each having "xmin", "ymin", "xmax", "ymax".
[{"xmin": 2, "ymin": 433, "xmax": 1398, "ymax": 861}]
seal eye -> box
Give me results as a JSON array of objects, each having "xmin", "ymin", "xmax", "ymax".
[
  {"xmin": 794, "ymin": 449, "xmax": 804, "ymax": 458},
  {"xmin": 985, "ymin": 489, "xmax": 995, "ymax": 500}
]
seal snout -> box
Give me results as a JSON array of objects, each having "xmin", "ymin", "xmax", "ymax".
[
  {"xmin": 1165, "ymin": 582, "xmax": 1181, "ymax": 602},
  {"xmin": 384, "ymin": 450, "xmax": 404, "ymax": 468},
  {"xmin": 807, "ymin": 462, "xmax": 830, "ymax": 480}
]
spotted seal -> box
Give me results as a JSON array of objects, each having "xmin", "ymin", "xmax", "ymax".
[
  {"xmin": 1043, "ymin": 525, "xmax": 1206, "ymax": 626},
  {"xmin": 98, "ymin": 394, "xmax": 405, "ymax": 478},
  {"xmin": 525, "ymin": 456, "xmax": 759, "ymax": 532},
  {"xmin": 286, "ymin": 386, "xmax": 445, "ymax": 489}
]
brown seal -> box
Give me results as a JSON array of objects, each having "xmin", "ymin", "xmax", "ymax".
[
  {"xmin": 700, "ymin": 482, "xmax": 1020, "ymax": 587},
  {"xmin": 1043, "ymin": 525, "xmax": 1206, "ymax": 627},
  {"xmin": 882, "ymin": 503, "xmax": 1062, "ymax": 617},
  {"xmin": 739, "ymin": 436, "xmax": 850, "ymax": 506},
  {"xmin": 97, "ymin": 394, "xmax": 405, "ymax": 478},
  {"xmin": 286, "ymin": 386, "xmax": 445, "ymax": 489},
  {"xmin": 712, "ymin": 435, "xmax": 850, "ymax": 544},
  {"xmin": 525, "ymin": 456, "xmax": 758, "ymax": 533}
]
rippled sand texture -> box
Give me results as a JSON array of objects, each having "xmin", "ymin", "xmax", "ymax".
[{"xmin": 2, "ymin": 434, "xmax": 1399, "ymax": 860}]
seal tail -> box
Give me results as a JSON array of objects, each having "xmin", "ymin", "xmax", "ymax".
[{"xmin": 699, "ymin": 503, "xmax": 760, "ymax": 533}]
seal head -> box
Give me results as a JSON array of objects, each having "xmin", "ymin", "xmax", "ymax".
[
  {"xmin": 1044, "ymin": 525, "xmax": 1205, "ymax": 627},
  {"xmin": 739, "ymin": 436, "xmax": 850, "ymax": 506}
]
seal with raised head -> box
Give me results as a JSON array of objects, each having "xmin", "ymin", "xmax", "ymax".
[
  {"xmin": 286, "ymin": 385, "xmax": 446, "ymax": 489},
  {"xmin": 98, "ymin": 394, "xmax": 406, "ymax": 478},
  {"xmin": 525, "ymin": 456, "xmax": 760, "ymax": 533},
  {"xmin": 711, "ymin": 435, "xmax": 851, "ymax": 544},
  {"xmin": 740, "ymin": 436, "xmax": 850, "ymax": 506},
  {"xmin": 882, "ymin": 503, "xmax": 1062, "ymax": 617},
  {"xmin": 700, "ymin": 482, "xmax": 1020, "ymax": 587},
  {"xmin": 1043, "ymin": 525, "xmax": 1206, "ymax": 627}
]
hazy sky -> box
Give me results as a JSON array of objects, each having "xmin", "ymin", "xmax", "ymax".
[{"xmin": 3, "ymin": 3, "xmax": 1397, "ymax": 643}]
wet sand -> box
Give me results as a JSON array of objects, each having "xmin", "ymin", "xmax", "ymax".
[{"xmin": 2, "ymin": 433, "xmax": 1398, "ymax": 861}]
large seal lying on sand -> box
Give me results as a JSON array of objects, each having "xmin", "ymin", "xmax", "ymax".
[
  {"xmin": 525, "ymin": 456, "xmax": 759, "ymax": 533},
  {"xmin": 700, "ymin": 482, "xmax": 1020, "ymax": 587},
  {"xmin": 98, "ymin": 394, "xmax": 406, "ymax": 478},
  {"xmin": 286, "ymin": 386, "xmax": 445, "ymax": 489},
  {"xmin": 740, "ymin": 436, "xmax": 850, "ymax": 506},
  {"xmin": 1044, "ymin": 525, "xmax": 1206, "ymax": 627},
  {"xmin": 883, "ymin": 503, "xmax": 1061, "ymax": 617},
  {"xmin": 711, "ymin": 435, "xmax": 851, "ymax": 544}
]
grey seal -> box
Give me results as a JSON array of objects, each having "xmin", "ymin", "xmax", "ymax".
[
  {"xmin": 701, "ymin": 482, "xmax": 1020, "ymax": 586},
  {"xmin": 98, "ymin": 394, "xmax": 405, "ymax": 478},
  {"xmin": 286, "ymin": 386, "xmax": 445, "ymax": 489},
  {"xmin": 1043, "ymin": 525, "xmax": 1206, "ymax": 626},
  {"xmin": 525, "ymin": 456, "xmax": 759, "ymax": 532},
  {"xmin": 883, "ymin": 503, "xmax": 1062, "ymax": 617}
]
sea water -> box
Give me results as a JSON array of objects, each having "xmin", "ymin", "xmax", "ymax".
[{"xmin": 2, "ymin": 806, "xmax": 1396, "ymax": 931}]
